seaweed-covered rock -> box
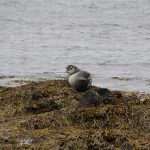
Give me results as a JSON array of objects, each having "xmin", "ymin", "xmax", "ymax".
[
  {"xmin": 25, "ymin": 99, "xmax": 59, "ymax": 114},
  {"xmin": 78, "ymin": 91, "xmax": 100, "ymax": 108},
  {"xmin": 103, "ymin": 97, "xmax": 115, "ymax": 105},
  {"xmin": 0, "ymin": 80, "xmax": 150, "ymax": 150},
  {"xmin": 97, "ymin": 88, "xmax": 111, "ymax": 96}
]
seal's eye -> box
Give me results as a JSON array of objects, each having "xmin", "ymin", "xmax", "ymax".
[
  {"xmin": 67, "ymin": 66, "xmax": 73, "ymax": 71},
  {"xmin": 68, "ymin": 67, "xmax": 72, "ymax": 71}
]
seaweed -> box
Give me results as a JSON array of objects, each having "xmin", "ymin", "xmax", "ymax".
[{"xmin": 0, "ymin": 80, "xmax": 150, "ymax": 149}]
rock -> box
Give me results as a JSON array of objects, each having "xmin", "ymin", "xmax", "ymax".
[
  {"xmin": 97, "ymin": 88, "xmax": 111, "ymax": 96},
  {"xmin": 103, "ymin": 97, "xmax": 115, "ymax": 105},
  {"xmin": 78, "ymin": 91, "xmax": 100, "ymax": 108}
]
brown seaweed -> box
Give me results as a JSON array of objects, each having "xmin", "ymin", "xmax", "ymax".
[{"xmin": 0, "ymin": 80, "xmax": 150, "ymax": 149}]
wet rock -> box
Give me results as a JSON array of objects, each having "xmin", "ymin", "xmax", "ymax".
[
  {"xmin": 103, "ymin": 97, "xmax": 115, "ymax": 105},
  {"xmin": 97, "ymin": 88, "xmax": 111, "ymax": 96},
  {"xmin": 78, "ymin": 91, "xmax": 100, "ymax": 108}
]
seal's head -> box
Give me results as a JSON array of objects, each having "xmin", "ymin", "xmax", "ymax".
[{"xmin": 66, "ymin": 65, "xmax": 80, "ymax": 75}]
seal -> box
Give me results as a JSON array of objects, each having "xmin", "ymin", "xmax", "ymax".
[{"xmin": 66, "ymin": 65, "xmax": 92, "ymax": 91}]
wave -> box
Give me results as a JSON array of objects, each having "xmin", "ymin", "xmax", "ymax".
[
  {"xmin": 112, "ymin": 76, "xmax": 141, "ymax": 81},
  {"xmin": 0, "ymin": 76, "xmax": 15, "ymax": 79}
]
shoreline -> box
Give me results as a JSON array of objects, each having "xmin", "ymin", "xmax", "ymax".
[
  {"xmin": 0, "ymin": 79, "xmax": 150, "ymax": 149},
  {"xmin": 0, "ymin": 75, "xmax": 150, "ymax": 93}
]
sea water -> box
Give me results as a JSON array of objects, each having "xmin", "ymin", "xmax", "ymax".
[{"xmin": 0, "ymin": 0, "xmax": 150, "ymax": 92}]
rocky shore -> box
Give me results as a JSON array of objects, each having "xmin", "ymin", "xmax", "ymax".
[{"xmin": 0, "ymin": 80, "xmax": 150, "ymax": 150}]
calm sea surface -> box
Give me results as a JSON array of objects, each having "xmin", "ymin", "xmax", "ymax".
[{"xmin": 0, "ymin": 0, "xmax": 150, "ymax": 92}]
